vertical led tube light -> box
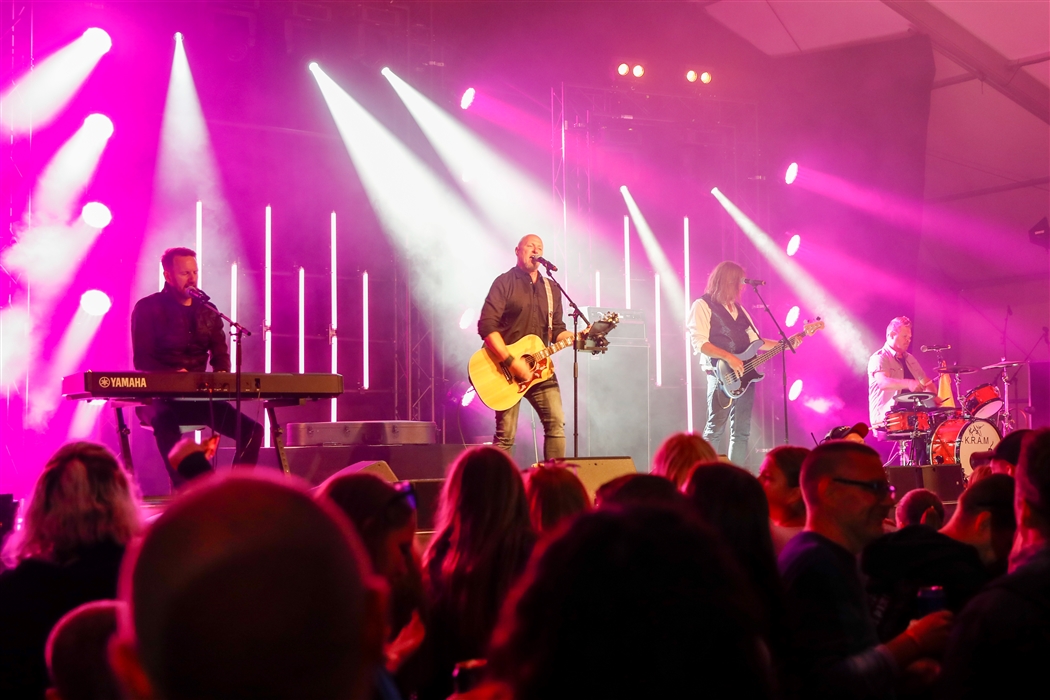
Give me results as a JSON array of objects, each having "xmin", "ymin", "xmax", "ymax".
[
  {"xmin": 362, "ymin": 271, "xmax": 370, "ymax": 390},
  {"xmin": 195, "ymin": 200, "xmax": 203, "ymax": 289},
  {"xmin": 230, "ymin": 262, "xmax": 238, "ymax": 367},
  {"xmin": 623, "ymin": 215, "xmax": 631, "ymax": 309},
  {"xmin": 330, "ymin": 212, "xmax": 338, "ymax": 422},
  {"xmin": 683, "ymin": 217, "xmax": 693, "ymax": 432},
  {"xmin": 594, "ymin": 270, "xmax": 601, "ymax": 308},
  {"xmin": 264, "ymin": 205, "xmax": 272, "ymax": 447},
  {"xmin": 158, "ymin": 262, "xmax": 164, "ymax": 292},
  {"xmin": 655, "ymin": 274, "xmax": 662, "ymax": 387},
  {"xmin": 298, "ymin": 267, "xmax": 305, "ymax": 374}
]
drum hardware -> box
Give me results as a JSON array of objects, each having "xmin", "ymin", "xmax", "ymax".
[
  {"xmin": 982, "ymin": 359, "xmax": 1028, "ymax": 434},
  {"xmin": 893, "ymin": 392, "xmax": 936, "ymax": 409},
  {"xmin": 937, "ymin": 365, "xmax": 979, "ymax": 375}
]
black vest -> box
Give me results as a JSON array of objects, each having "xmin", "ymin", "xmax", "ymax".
[{"xmin": 702, "ymin": 293, "xmax": 753, "ymax": 354}]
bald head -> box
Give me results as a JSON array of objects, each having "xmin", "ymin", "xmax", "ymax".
[
  {"xmin": 515, "ymin": 234, "xmax": 543, "ymax": 274},
  {"xmin": 116, "ymin": 472, "xmax": 382, "ymax": 700}
]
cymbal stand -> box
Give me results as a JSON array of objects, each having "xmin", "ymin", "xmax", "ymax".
[{"xmin": 1002, "ymin": 329, "xmax": 1046, "ymax": 432}]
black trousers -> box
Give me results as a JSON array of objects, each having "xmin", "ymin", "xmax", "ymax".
[{"xmin": 148, "ymin": 400, "xmax": 263, "ymax": 485}]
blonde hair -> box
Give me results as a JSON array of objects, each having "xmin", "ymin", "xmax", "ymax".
[
  {"xmin": 2, "ymin": 442, "xmax": 141, "ymax": 567},
  {"xmin": 651, "ymin": 433, "xmax": 719, "ymax": 488},
  {"xmin": 704, "ymin": 261, "xmax": 745, "ymax": 306}
]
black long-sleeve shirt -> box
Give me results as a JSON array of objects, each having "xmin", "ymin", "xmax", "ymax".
[
  {"xmin": 131, "ymin": 284, "xmax": 230, "ymax": 372},
  {"xmin": 477, "ymin": 266, "xmax": 566, "ymax": 346}
]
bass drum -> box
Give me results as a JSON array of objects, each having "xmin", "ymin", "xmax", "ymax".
[{"xmin": 929, "ymin": 418, "xmax": 1001, "ymax": 475}]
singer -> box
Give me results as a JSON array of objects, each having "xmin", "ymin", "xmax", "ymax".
[
  {"xmin": 867, "ymin": 316, "xmax": 936, "ymax": 429},
  {"xmin": 477, "ymin": 234, "xmax": 571, "ymax": 459},
  {"xmin": 686, "ymin": 261, "xmax": 779, "ymax": 467},
  {"xmin": 131, "ymin": 247, "xmax": 263, "ymax": 485}
]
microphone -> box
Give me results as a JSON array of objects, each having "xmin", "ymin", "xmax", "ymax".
[
  {"xmin": 531, "ymin": 255, "xmax": 558, "ymax": 272},
  {"xmin": 187, "ymin": 286, "xmax": 211, "ymax": 303},
  {"xmin": 920, "ymin": 344, "xmax": 951, "ymax": 352},
  {"xmin": 743, "ymin": 278, "xmax": 765, "ymax": 286}
]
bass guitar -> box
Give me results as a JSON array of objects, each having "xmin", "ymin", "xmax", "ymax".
[
  {"xmin": 712, "ymin": 319, "xmax": 825, "ymax": 399},
  {"xmin": 468, "ymin": 312, "xmax": 619, "ymax": 411}
]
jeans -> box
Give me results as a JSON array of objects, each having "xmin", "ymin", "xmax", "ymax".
[
  {"xmin": 703, "ymin": 373, "xmax": 756, "ymax": 467},
  {"xmin": 148, "ymin": 400, "xmax": 264, "ymax": 486},
  {"xmin": 494, "ymin": 377, "xmax": 566, "ymax": 461}
]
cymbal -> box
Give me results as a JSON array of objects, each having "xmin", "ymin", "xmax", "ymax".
[
  {"xmin": 982, "ymin": 360, "xmax": 1028, "ymax": 370},
  {"xmin": 894, "ymin": 392, "xmax": 935, "ymax": 406},
  {"xmin": 937, "ymin": 365, "xmax": 979, "ymax": 375}
]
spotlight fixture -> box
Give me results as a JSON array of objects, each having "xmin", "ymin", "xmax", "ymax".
[
  {"xmin": 632, "ymin": 64, "xmax": 644, "ymax": 78},
  {"xmin": 1029, "ymin": 216, "xmax": 1049, "ymax": 250},
  {"xmin": 786, "ymin": 233, "xmax": 801, "ymax": 256},
  {"xmin": 174, "ymin": 31, "xmax": 183, "ymax": 43},
  {"xmin": 308, "ymin": 61, "xmax": 319, "ymax": 71},
  {"xmin": 460, "ymin": 87, "xmax": 475, "ymax": 110},
  {"xmin": 785, "ymin": 305, "xmax": 800, "ymax": 328},
  {"xmin": 686, "ymin": 70, "xmax": 698, "ymax": 83},
  {"xmin": 700, "ymin": 71, "xmax": 712, "ymax": 84},
  {"xmin": 785, "ymin": 162, "xmax": 798, "ymax": 185},
  {"xmin": 617, "ymin": 63, "xmax": 630, "ymax": 76},
  {"xmin": 83, "ymin": 28, "xmax": 112, "ymax": 54},
  {"xmin": 79, "ymin": 289, "xmax": 112, "ymax": 316},
  {"xmin": 80, "ymin": 202, "xmax": 112, "ymax": 229},
  {"xmin": 789, "ymin": 379, "xmax": 803, "ymax": 401}
]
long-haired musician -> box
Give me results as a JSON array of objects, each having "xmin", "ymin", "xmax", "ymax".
[{"xmin": 686, "ymin": 261, "xmax": 778, "ymax": 468}]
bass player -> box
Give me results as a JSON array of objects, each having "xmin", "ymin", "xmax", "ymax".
[
  {"xmin": 477, "ymin": 234, "xmax": 574, "ymax": 460},
  {"xmin": 686, "ymin": 261, "xmax": 779, "ymax": 467}
]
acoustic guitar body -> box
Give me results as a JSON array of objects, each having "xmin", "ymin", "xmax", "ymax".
[{"xmin": 468, "ymin": 335, "xmax": 554, "ymax": 411}]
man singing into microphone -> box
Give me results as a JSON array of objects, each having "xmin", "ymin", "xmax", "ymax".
[
  {"xmin": 478, "ymin": 234, "xmax": 572, "ymax": 460},
  {"xmin": 687, "ymin": 261, "xmax": 779, "ymax": 468},
  {"xmin": 131, "ymin": 247, "xmax": 263, "ymax": 485}
]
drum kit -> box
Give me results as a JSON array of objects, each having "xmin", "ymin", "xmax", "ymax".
[{"xmin": 882, "ymin": 358, "xmax": 1028, "ymax": 475}]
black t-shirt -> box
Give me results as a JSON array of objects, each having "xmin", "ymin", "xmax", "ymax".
[
  {"xmin": 131, "ymin": 284, "xmax": 230, "ymax": 371},
  {"xmin": 477, "ymin": 266, "xmax": 566, "ymax": 346}
]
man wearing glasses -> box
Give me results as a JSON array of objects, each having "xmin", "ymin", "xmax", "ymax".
[{"xmin": 779, "ymin": 441, "xmax": 952, "ymax": 699}]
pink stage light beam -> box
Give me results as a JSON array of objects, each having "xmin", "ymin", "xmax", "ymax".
[
  {"xmin": 1, "ymin": 28, "xmax": 112, "ymax": 135},
  {"xmin": 34, "ymin": 114, "xmax": 114, "ymax": 222}
]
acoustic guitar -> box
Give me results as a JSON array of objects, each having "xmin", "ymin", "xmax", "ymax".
[{"xmin": 469, "ymin": 312, "xmax": 619, "ymax": 411}]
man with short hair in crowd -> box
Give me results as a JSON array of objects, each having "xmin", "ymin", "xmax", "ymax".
[
  {"xmin": 109, "ymin": 473, "xmax": 387, "ymax": 700},
  {"xmin": 863, "ymin": 475, "xmax": 1015, "ymax": 641},
  {"xmin": 937, "ymin": 430, "xmax": 1050, "ymax": 698},
  {"xmin": 779, "ymin": 441, "xmax": 952, "ymax": 699}
]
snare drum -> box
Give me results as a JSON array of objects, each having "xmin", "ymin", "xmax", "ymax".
[
  {"xmin": 885, "ymin": 410, "xmax": 931, "ymax": 435},
  {"xmin": 929, "ymin": 418, "xmax": 1001, "ymax": 475},
  {"xmin": 963, "ymin": 383, "xmax": 1004, "ymax": 419}
]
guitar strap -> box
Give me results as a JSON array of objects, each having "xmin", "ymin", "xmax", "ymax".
[{"xmin": 542, "ymin": 276, "xmax": 554, "ymax": 345}]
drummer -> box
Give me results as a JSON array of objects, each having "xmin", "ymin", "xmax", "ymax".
[{"xmin": 868, "ymin": 316, "xmax": 937, "ymax": 429}]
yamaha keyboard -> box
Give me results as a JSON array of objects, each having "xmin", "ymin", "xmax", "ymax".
[{"xmin": 62, "ymin": 371, "xmax": 343, "ymax": 402}]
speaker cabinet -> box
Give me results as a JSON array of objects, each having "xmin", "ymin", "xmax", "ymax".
[
  {"xmin": 886, "ymin": 465, "xmax": 965, "ymax": 504},
  {"xmin": 557, "ymin": 457, "xmax": 638, "ymax": 502}
]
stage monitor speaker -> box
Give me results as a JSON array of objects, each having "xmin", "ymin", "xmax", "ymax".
[
  {"xmin": 315, "ymin": 460, "xmax": 398, "ymax": 487},
  {"xmin": 409, "ymin": 478, "xmax": 445, "ymax": 532},
  {"xmin": 558, "ymin": 457, "xmax": 638, "ymax": 502},
  {"xmin": 886, "ymin": 465, "xmax": 964, "ymax": 504}
]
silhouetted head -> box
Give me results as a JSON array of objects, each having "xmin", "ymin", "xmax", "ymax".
[
  {"xmin": 489, "ymin": 506, "xmax": 771, "ymax": 700},
  {"xmin": 111, "ymin": 472, "xmax": 384, "ymax": 700},
  {"xmin": 1016, "ymin": 429, "xmax": 1050, "ymax": 541},
  {"xmin": 895, "ymin": 488, "xmax": 945, "ymax": 530},
  {"xmin": 524, "ymin": 463, "xmax": 591, "ymax": 534},
  {"xmin": 595, "ymin": 473, "xmax": 687, "ymax": 509},
  {"xmin": 46, "ymin": 600, "xmax": 123, "ymax": 700},
  {"xmin": 3, "ymin": 441, "xmax": 140, "ymax": 567},
  {"xmin": 651, "ymin": 432, "xmax": 717, "ymax": 488},
  {"xmin": 758, "ymin": 446, "xmax": 809, "ymax": 526}
]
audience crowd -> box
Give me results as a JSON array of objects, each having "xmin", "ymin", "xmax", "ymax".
[{"xmin": 1, "ymin": 424, "xmax": 1049, "ymax": 699}]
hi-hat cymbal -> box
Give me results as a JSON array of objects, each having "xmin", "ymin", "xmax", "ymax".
[
  {"xmin": 938, "ymin": 365, "xmax": 979, "ymax": 375},
  {"xmin": 982, "ymin": 360, "xmax": 1028, "ymax": 370}
]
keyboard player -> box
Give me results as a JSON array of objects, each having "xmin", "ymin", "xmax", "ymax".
[{"xmin": 131, "ymin": 247, "xmax": 263, "ymax": 485}]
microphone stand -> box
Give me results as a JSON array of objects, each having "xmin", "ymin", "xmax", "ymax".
[
  {"xmin": 195, "ymin": 293, "xmax": 252, "ymax": 464},
  {"xmin": 749, "ymin": 282, "xmax": 795, "ymax": 445},
  {"xmin": 541, "ymin": 264, "xmax": 589, "ymax": 458}
]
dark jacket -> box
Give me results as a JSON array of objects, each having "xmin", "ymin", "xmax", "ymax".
[
  {"xmin": 132, "ymin": 283, "xmax": 230, "ymax": 371},
  {"xmin": 0, "ymin": 541, "xmax": 125, "ymax": 700},
  {"xmin": 861, "ymin": 525, "xmax": 991, "ymax": 641},
  {"xmin": 937, "ymin": 544, "xmax": 1050, "ymax": 700}
]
